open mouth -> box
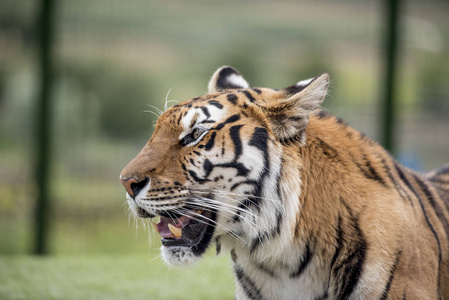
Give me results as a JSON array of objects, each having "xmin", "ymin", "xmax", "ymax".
[{"xmin": 151, "ymin": 209, "xmax": 216, "ymax": 254}]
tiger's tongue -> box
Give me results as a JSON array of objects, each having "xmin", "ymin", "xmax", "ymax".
[{"xmin": 156, "ymin": 216, "xmax": 191, "ymax": 238}]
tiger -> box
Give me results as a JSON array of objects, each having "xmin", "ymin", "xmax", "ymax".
[{"xmin": 120, "ymin": 66, "xmax": 449, "ymax": 299}]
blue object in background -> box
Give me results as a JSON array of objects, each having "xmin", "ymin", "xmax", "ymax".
[{"xmin": 398, "ymin": 151, "xmax": 425, "ymax": 172}]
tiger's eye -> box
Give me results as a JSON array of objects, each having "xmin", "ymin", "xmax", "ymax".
[{"xmin": 191, "ymin": 128, "xmax": 202, "ymax": 140}]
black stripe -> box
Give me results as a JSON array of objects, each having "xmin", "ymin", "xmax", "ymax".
[
  {"xmin": 317, "ymin": 138, "xmax": 340, "ymax": 161},
  {"xmin": 203, "ymin": 159, "xmax": 213, "ymax": 178},
  {"xmin": 197, "ymin": 160, "xmax": 251, "ymax": 185},
  {"xmin": 214, "ymin": 114, "xmax": 240, "ymax": 130},
  {"xmin": 359, "ymin": 132, "xmax": 368, "ymax": 141},
  {"xmin": 434, "ymin": 184, "xmax": 449, "ymax": 195},
  {"xmin": 353, "ymin": 154, "xmax": 387, "ymax": 187},
  {"xmin": 204, "ymin": 131, "xmax": 216, "ymax": 151},
  {"xmin": 380, "ymin": 251, "xmax": 401, "ymax": 300},
  {"xmin": 382, "ymin": 157, "xmax": 413, "ymax": 205},
  {"xmin": 230, "ymin": 179, "xmax": 258, "ymax": 192},
  {"xmin": 189, "ymin": 158, "xmax": 196, "ymax": 166},
  {"xmin": 290, "ymin": 242, "xmax": 313, "ymax": 278},
  {"xmin": 333, "ymin": 200, "xmax": 367, "ymax": 299},
  {"xmin": 221, "ymin": 140, "xmax": 225, "ymax": 156},
  {"xmin": 394, "ymin": 163, "xmax": 416, "ymax": 197},
  {"xmin": 247, "ymin": 127, "xmax": 270, "ymax": 193},
  {"xmin": 247, "ymin": 126, "xmax": 280, "ymax": 253},
  {"xmin": 428, "ymin": 177, "xmax": 449, "ymax": 186},
  {"xmin": 208, "ymin": 100, "xmax": 223, "ymax": 109},
  {"xmin": 188, "ymin": 170, "xmax": 208, "ymax": 184},
  {"xmin": 215, "ymin": 236, "xmax": 221, "ymax": 255},
  {"xmin": 336, "ymin": 117, "xmax": 348, "ymax": 127},
  {"xmin": 288, "ymin": 116, "xmax": 303, "ymax": 122},
  {"xmin": 363, "ymin": 155, "xmax": 387, "ymax": 187},
  {"xmin": 316, "ymin": 110, "xmax": 330, "ymax": 119},
  {"xmin": 234, "ymin": 266, "xmax": 266, "ymax": 300},
  {"xmin": 252, "ymin": 88, "xmax": 262, "ymax": 94},
  {"xmin": 412, "ymin": 173, "xmax": 449, "ymax": 270},
  {"xmin": 413, "ymin": 173, "xmax": 449, "ymax": 223},
  {"xmin": 200, "ymin": 119, "xmax": 216, "ymax": 124},
  {"xmin": 241, "ymin": 90, "xmax": 256, "ymax": 102},
  {"xmin": 201, "ymin": 106, "xmax": 210, "ymax": 118},
  {"xmin": 279, "ymin": 131, "xmax": 305, "ymax": 145},
  {"xmin": 231, "ymin": 248, "xmax": 238, "ymax": 262},
  {"xmin": 229, "ymin": 125, "xmax": 244, "ymax": 160},
  {"xmin": 177, "ymin": 113, "xmax": 183, "ymax": 125},
  {"xmin": 431, "ymin": 185, "xmax": 449, "ymax": 214},
  {"xmin": 254, "ymin": 262, "xmax": 276, "ymax": 277},
  {"xmin": 275, "ymin": 172, "xmax": 282, "ymax": 200},
  {"xmin": 395, "ymin": 163, "xmax": 442, "ymax": 296},
  {"xmin": 226, "ymin": 93, "xmax": 238, "ymax": 105},
  {"xmin": 330, "ymin": 215, "xmax": 344, "ymax": 271},
  {"xmin": 216, "ymin": 162, "xmax": 250, "ymax": 177},
  {"xmin": 248, "ymin": 127, "xmax": 269, "ymax": 152}
]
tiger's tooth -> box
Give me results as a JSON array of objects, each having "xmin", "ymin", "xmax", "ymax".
[{"xmin": 168, "ymin": 223, "xmax": 182, "ymax": 238}]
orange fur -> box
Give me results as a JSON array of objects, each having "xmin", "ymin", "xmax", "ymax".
[{"xmin": 120, "ymin": 66, "xmax": 449, "ymax": 299}]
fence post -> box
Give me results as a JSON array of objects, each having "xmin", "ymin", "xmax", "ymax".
[
  {"xmin": 381, "ymin": 0, "xmax": 400, "ymax": 154},
  {"xmin": 34, "ymin": 0, "xmax": 56, "ymax": 255}
]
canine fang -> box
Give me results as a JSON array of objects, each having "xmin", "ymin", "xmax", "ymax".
[{"xmin": 168, "ymin": 223, "xmax": 182, "ymax": 238}]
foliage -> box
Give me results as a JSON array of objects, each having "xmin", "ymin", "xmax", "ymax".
[{"xmin": 58, "ymin": 63, "xmax": 158, "ymax": 140}]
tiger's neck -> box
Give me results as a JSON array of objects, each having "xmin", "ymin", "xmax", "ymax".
[
  {"xmin": 289, "ymin": 112, "xmax": 392, "ymax": 265},
  {"xmin": 234, "ymin": 113, "xmax": 390, "ymax": 265},
  {"xmin": 298, "ymin": 113, "xmax": 389, "ymax": 230}
]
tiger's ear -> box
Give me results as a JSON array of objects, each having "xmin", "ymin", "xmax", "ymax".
[
  {"xmin": 208, "ymin": 66, "xmax": 249, "ymax": 93},
  {"xmin": 265, "ymin": 73, "xmax": 329, "ymax": 144}
]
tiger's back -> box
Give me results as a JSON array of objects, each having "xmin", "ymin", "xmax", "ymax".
[{"xmin": 120, "ymin": 66, "xmax": 449, "ymax": 299}]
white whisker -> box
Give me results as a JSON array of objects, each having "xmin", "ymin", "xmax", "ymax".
[
  {"xmin": 146, "ymin": 104, "xmax": 163, "ymax": 116},
  {"xmin": 186, "ymin": 197, "xmax": 270, "ymax": 231},
  {"xmin": 183, "ymin": 198, "xmax": 266, "ymax": 239},
  {"xmin": 190, "ymin": 188, "xmax": 280, "ymax": 204},
  {"xmin": 143, "ymin": 110, "xmax": 162, "ymax": 118},
  {"xmin": 164, "ymin": 88, "xmax": 172, "ymax": 112},
  {"xmin": 173, "ymin": 207, "xmax": 248, "ymax": 245}
]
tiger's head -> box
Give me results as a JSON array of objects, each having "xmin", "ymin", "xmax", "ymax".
[{"xmin": 120, "ymin": 66, "xmax": 329, "ymax": 266}]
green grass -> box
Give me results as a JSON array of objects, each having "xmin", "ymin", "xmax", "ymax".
[{"xmin": 0, "ymin": 253, "xmax": 235, "ymax": 300}]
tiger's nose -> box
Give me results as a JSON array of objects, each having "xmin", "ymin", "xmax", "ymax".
[{"xmin": 120, "ymin": 176, "xmax": 149, "ymax": 198}]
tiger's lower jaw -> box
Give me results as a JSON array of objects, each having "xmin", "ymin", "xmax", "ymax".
[{"xmin": 160, "ymin": 211, "xmax": 217, "ymax": 266}]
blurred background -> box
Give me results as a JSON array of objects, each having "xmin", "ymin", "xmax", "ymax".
[{"xmin": 0, "ymin": 0, "xmax": 448, "ymax": 299}]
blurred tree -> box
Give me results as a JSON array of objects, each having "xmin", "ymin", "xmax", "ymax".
[{"xmin": 60, "ymin": 64, "xmax": 157, "ymax": 140}]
